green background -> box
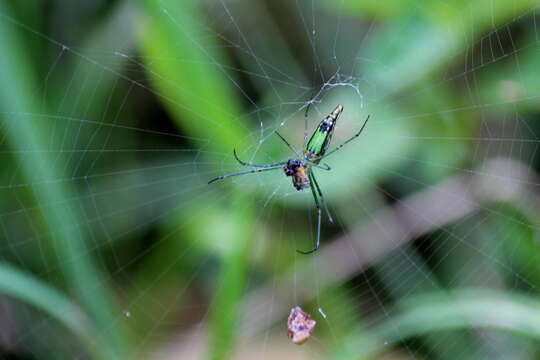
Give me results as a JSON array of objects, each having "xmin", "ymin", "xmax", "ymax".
[{"xmin": 1, "ymin": 0, "xmax": 540, "ymax": 359}]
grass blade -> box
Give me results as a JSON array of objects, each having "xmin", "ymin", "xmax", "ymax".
[{"xmin": 0, "ymin": 4, "xmax": 130, "ymax": 358}]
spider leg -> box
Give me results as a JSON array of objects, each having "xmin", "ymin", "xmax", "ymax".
[
  {"xmin": 309, "ymin": 170, "xmax": 333, "ymax": 223},
  {"xmin": 319, "ymin": 114, "xmax": 370, "ymax": 160},
  {"xmin": 312, "ymin": 162, "xmax": 331, "ymax": 171},
  {"xmin": 296, "ymin": 173, "xmax": 322, "ymax": 255},
  {"xmin": 208, "ymin": 164, "xmax": 283, "ymax": 184},
  {"xmin": 233, "ymin": 149, "xmax": 287, "ymax": 168},
  {"xmin": 274, "ymin": 132, "xmax": 301, "ymax": 158},
  {"xmin": 302, "ymin": 96, "xmax": 316, "ymax": 149}
]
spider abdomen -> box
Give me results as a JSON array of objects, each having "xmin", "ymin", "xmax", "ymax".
[{"xmin": 305, "ymin": 104, "xmax": 343, "ymax": 161}]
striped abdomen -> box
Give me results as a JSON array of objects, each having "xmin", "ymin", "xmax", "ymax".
[{"xmin": 305, "ymin": 104, "xmax": 343, "ymax": 163}]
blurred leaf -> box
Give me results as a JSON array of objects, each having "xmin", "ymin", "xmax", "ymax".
[
  {"xmin": 330, "ymin": 0, "xmax": 538, "ymax": 96},
  {"xmin": 206, "ymin": 194, "xmax": 254, "ymax": 360},
  {"xmin": 135, "ymin": 0, "xmax": 246, "ymax": 154},
  {"xmin": 493, "ymin": 205, "xmax": 540, "ymax": 289},
  {"xmin": 317, "ymin": 285, "xmax": 364, "ymax": 346},
  {"xmin": 320, "ymin": 0, "xmax": 410, "ymax": 18},
  {"xmin": 134, "ymin": 3, "xmax": 258, "ymax": 358},
  {"xmin": 0, "ymin": 262, "xmax": 93, "ymax": 351},
  {"xmin": 375, "ymin": 247, "xmax": 483, "ymax": 359},
  {"xmin": 49, "ymin": 0, "xmax": 137, "ymax": 117},
  {"xmin": 478, "ymin": 34, "xmax": 540, "ymax": 112},
  {"xmin": 210, "ymin": 1, "xmax": 307, "ymax": 97},
  {"xmin": 0, "ymin": 4, "xmax": 130, "ymax": 359},
  {"xmin": 334, "ymin": 289, "xmax": 540, "ymax": 359}
]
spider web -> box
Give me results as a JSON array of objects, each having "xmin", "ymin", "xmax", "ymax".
[{"xmin": 1, "ymin": 0, "xmax": 540, "ymax": 359}]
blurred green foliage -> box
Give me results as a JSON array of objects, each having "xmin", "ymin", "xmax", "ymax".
[{"xmin": 1, "ymin": 0, "xmax": 540, "ymax": 359}]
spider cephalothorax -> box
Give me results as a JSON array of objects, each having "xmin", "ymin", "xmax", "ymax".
[{"xmin": 283, "ymin": 159, "xmax": 309, "ymax": 191}]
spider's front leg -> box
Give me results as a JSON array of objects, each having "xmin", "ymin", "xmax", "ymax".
[{"xmin": 233, "ymin": 149, "xmax": 286, "ymax": 168}]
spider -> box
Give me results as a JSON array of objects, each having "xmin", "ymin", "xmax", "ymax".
[{"xmin": 208, "ymin": 102, "xmax": 370, "ymax": 254}]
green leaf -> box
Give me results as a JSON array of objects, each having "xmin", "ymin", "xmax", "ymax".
[
  {"xmin": 135, "ymin": 0, "xmax": 246, "ymax": 153},
  {"xmin": 334, "ymin": 289, "xmax": 540, "ymax": 359},
  {"xmin": 0, "ymin": 4, "xmax": 130, "ymax": 359},
  {"xmin": 206, "ymin": 194, "xmax": 255, "ymax": 360},
  {"xmin": 133, "ymin": 3, "xmax": 256, "ymax": 359},
  {"xmin": 0, "ymin": 262, "xmax": 93, "ymax": 350}
]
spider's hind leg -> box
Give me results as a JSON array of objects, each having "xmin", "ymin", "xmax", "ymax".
[
  {"xmin": 295, "ymin": 170, "xmax": 332, "ymax": 255},
  {"xmin": 296, "ymin": 175, "xmax": 322, "ymax": 255},
  {"xmin": 309, "ymin": 171, "xmax": 333, "ymax": 223}
]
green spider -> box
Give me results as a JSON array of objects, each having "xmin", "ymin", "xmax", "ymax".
[{"xmin": 208, "ymin": 103, "xmax": 370, "ymax": 254}]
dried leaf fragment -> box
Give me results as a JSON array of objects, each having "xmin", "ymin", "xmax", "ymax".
[{"xmin": 287, "ymin": 306, "xmax": 316, "ymax": 344}]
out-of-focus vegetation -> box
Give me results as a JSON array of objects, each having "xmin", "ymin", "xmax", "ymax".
[{"xmin": 1, "ymin": 0, "xmax": 540, "ymax": 359}]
